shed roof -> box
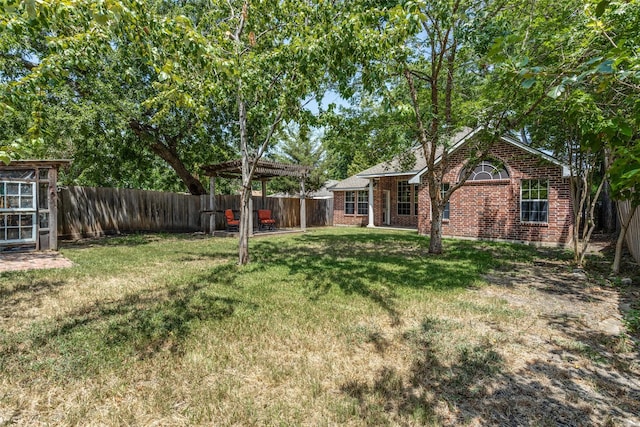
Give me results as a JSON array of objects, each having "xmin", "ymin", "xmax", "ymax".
[
  {"xmin": 202, "ymin": 159, "xmax": 310, "ymax": 180},
  {"xmin": 3, "ymin": 159, "xmax": 71, "ymax": 168}
]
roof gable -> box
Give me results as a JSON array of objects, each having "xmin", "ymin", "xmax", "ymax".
[{"xmin": 408, "ymin": 129, "xmax": 570, "ymax": 184}]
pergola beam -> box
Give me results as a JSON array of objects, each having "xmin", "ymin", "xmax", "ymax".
[{"xmin": 202, "ymin": 159, "xmax": 310, "ymax": 180}]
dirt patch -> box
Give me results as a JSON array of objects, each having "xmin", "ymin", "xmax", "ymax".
[
  {"xmin": 471, "ymin": 259, "xmax": 640, "ymax": 426},
  {"xmin": 0, "ymin": 252, "xmax": 74, "ymax": 272}
]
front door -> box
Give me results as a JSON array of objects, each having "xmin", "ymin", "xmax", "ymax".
[{"xmin": 382, "ymin": 190, "xmax": 391, "ymax": 225}]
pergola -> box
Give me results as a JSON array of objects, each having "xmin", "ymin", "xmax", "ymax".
[{"xmin": 202, "ymin": 159, "xmax": 310, "ymax": 234}]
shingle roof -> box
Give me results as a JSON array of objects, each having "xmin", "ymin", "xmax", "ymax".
[
  {"xmin": 329, "ymin": 127, "xmax": 476, "ymax": 191},
  {"xmin": 328, "ymin": 174, "xmax": 369, "ymax": 191}
]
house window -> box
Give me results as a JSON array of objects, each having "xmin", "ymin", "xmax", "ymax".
[
  {"xmin": 397, "ymin": 180, "xmax": 411, "ymax": 215},
  {"xmin": 441, "ymin": 183, "xmax": 450, "ymax": 220},
  {"xmin": 0, "ymin": 181, "xmax": 37, "ymax": 243},
  {"xmin": 461, "ymin": 160, "xmax": 509, "ymax": 181},
  {"xmin": 345, "ymin": 191, "xmax": 355, "ymax": 214},
  {"xmin": 345, "ymin": 190, "xmax": 368, "ymax": 215},
  {"xmin": 414, "ymin": 184, "xmax": 419, "ymax": 216},
  {"xmin": 521, "ymin": 179, "xmax": 548, "ymax": 223},
  {"xmin": 357, "ymin": 190, "xmax": 368, "ymax": 215}
]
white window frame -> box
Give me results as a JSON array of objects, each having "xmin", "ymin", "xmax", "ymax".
[
  {"xmin": 0, "ymin": 181, "xmax": 37, "ymax": 243},
  {"xmin": 345, "ymin": 191, "xmax": 355, "ymax": 215},
  {"xmin": 397, "ymin": 180, "xmax": 411, "ymax": 216},
  {"xmin": 441, "ymin": 183, "xmax": 450, "ymax": 220},
  {"xmin": 520, "ymin": 179, "xmax": 549, "ymax": 223},
  {"xmin": 357, "ymin": 190, "xmax": 368, "ymax": 215},
  {"xmin": 344, "ymin": 190, "xmax": 368, "ymax": 216},
  {"xmin": 461, "ymin": 159, "xmax": 510, "ymax": 181}
]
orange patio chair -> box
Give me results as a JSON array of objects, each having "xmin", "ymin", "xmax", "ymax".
[
  {"xmin": 224, "ymin": 209, "xmax": 239, "ymax": 232},
  {"xmin": 258, "ymin": 209, "xmax": 276, "ymax": 231}
]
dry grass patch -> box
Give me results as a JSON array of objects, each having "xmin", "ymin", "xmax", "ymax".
[{"xmin": 1, "ymin": 228, "xmax": 638, "ymax": 426}]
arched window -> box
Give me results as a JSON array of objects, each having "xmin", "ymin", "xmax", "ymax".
[{"xmin": 461, "ymin": 160, "xmax": 509, "ymax": 181}]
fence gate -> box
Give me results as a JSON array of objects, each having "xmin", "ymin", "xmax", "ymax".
[{"xmin": 0, "ymin": 160, "xmax": 69, "ymax": 251}]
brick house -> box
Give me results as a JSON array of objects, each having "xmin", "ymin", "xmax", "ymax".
[{"xmin": 329, "ymin": 127, "xmax": 574, "ymax": 245}]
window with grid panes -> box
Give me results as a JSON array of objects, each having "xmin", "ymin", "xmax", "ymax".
[
  {"xmin": 441, "ymin": 183, "xmax": 450, "ymax": 220},
  {"xmin": 345, "ymin": 191, "xmax": 355, "ymax": 214},
  {"xmin": 520, "ymin": 179, "xmax": 548, "ymax": 223},
  {"xmin": 397, "ymin": 180, "xmax": 411, "ymax": 215},
  {"xmin": 0, "ymin": 181, "xmax": 37, "ymax": 242},
  {"xmin": 461, "ymin": 160, "xmax": 509, "ymax": 181},
  {"xmin": 357, "ymin": 190, "xmax": 368, "ymax": 215}
]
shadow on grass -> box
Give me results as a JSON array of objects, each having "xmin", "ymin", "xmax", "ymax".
[
  {"xmin": 0, "ymin": 278, "xmax": 66, "ymax": 305},
  {"xmin": 340, "ymin": 314, "xmax": 640, "ymax": 426},
  {"xmin": 249, "ymin": 231, "xmax": 535, "ymax": 322},
  {"xmin": 0, "ymin": 263, "xmax": 256, "ymax": 379},
  {"xmin": 61, "ymin": 232, "xmax": 203, "ymax": 249}
]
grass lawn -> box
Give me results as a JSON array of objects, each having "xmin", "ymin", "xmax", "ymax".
[{"xmin": 0, "ymin": 227, "xmax": 630, "ymax": 425}]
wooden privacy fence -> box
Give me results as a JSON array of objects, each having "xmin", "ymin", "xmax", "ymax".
[
  {"xmin": 57, "ymin": 186, "xmax": 333, "ymax": 240},
  {"xmin": 619, "ymin": 200, "xmax": 640, "ymax": 264}
]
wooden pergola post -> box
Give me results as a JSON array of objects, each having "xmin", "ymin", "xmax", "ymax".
[
  {"xmin": 261, "ymin": 180, "xmax": 267, "ymax": 208},
  {"xmin": 209, "ymin": 176, "xmax": 216, "ymax": 235},
  {"xmin": 300, "ymin": 177, "xmax": 306, "ymax": 231}
]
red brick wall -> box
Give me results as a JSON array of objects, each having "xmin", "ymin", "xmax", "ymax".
[
  {"xmin": 332, "ymin": 191, "xmax": 369, "ymax": 226},
  {"xmin": 417, "ymin": 139, "xmax": 573, "ymax": 244}
]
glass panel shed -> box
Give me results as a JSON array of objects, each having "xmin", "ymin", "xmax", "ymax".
[{"xmin": 0, "ymin": 160, "xmax": 70, "ymax": 251}]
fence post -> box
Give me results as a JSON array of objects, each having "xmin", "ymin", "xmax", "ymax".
[
  {"xmin": 249, "ymin": 197, "xmax": 254, "ymax": 235},
  {"xmin": 209, "ymin": 177, "xmax": 216, "ymax": 235},
  {"xmin": 300, "ymin": 179, "xmax": 306, "ymax": 231}
]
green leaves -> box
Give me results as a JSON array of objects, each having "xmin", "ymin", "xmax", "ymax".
[
  {"xmin": 547, "ymin": 85, "xmax": 565, "ymax": 99},
  {"xmin": 595, "ymin": 0, "xmax": 610, "ymax": 18},
  {"xmin": 595, "ymin": 59, "xmax": 614, "ymax": 74},
  {"xmin": 521, "ymin": 78, "xmax": 537, "ymax": 89}
]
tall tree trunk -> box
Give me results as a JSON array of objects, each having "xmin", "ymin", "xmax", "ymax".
[
  {"xmin": 149, "ymin": 142, "xmax": 207, "ymax": 195},
  {"xmin": 429, "ymin": 202, "xmax": 444, "ymax": 254},
  {"xmin": 601, "ymin": 179, "xmax": 616, "ymax": 233},
  {"xmin": 612, "ymin": 204, "xmax": 637, "ymax": 274},
  {"xmin": 238, "ymin": 180, "xmax": 251, "ymax": 265},
  {"xmin": 238, "ymin": 98, "xmax": 251, "ymax": 266}
]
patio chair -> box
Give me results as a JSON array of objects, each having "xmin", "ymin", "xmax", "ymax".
[
  {"xmin": 257, "ymin": 209, "xmax": 276, "ymax": 231},
  {"xmin": 224, "ymin": 209, "xmax": 239, "ymax": 232}
]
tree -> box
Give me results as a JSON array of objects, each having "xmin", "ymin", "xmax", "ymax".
[
  {"xmin": 333, "ymin": 0, "xmax": 534, "ymax": 254},
  {"xmin": 207, "ymin": 1, "xmax": 330, "ymax": 264},
  {"xmin": 527, "ymin": 94, "xmax": 607, "ymax": 267},
  {"xmin": 506, "ymin": 0, "xmax": 639, "ymax": 270},
  {"xmin": 268, "ymin": 123, "xmax": 327, "ymax": 196},
  {"xmin": 321, "ymin": 95, "xmax": 416, "ymax": 180},
  {"xmin": 0, "ymin": 0, "xmax": 232, "ymax": 194},
  {"xmin": 2, "ymin": 0, "xmax": 333, "ymax": 265},
  {"xmin": 609, "ymin": 142, "xmax": 639, "ymax": 273}
]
